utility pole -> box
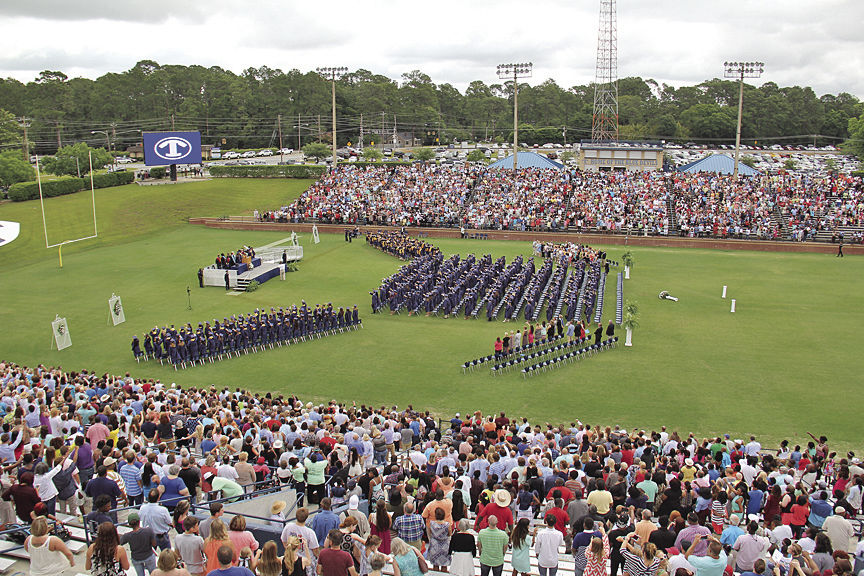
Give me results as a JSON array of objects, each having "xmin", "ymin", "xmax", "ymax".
[
  {"xmin": 563, "ymin": 125, "xmax": 567, "ymax": 146},
  {"xmin": 110, "ymin": 122, "xmax": 117, "ymax": 155},
  {"xmin": 18, "ymin": 117, "xmax": 31, "ymax": 161},
  {"xmin": 359, "ymin": 113, "xmax": 364, "ymax": 149},
  {"xmin": 297, "ymin": 113, "xmax": 301, "ymax": 150},
  {"xmin": 317, "ymin": 114, "xmax": 321, "ymax": 143},
  {"xmin": 381, "ymin": 112, "xmax": 385, "ymax": 151},
  {"xmin": 497, "ymin": 62, "xmax": 533, "ymax": 170},
  {"xmin": 171, "ymin": 114, "xmax": 175, "ymax": 131},
  {"xmin": 724, "ymin": 61, "xmax": 764, "ymax": 178},
  {"xmin": 277, "ymin": 114, "xmax": 284, "ymax": 164},
  {"xmin": 55, "ymin": 121, "xmax": 62, "ymax": 149},
  {"xmin": 392, "ymin": 114, "xmax": 397, "ymax": 148},
  {"xmin": 316, "ymin": 66, "xmax": 347, "ymax": 167}
]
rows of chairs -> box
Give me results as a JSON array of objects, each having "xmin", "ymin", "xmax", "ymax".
[
  {"xmin": 521, "ymin": 337, "xmax": 619, "ymax": 377},
  {"xmin": 616, "ymin": 272, "xmax": 624, "ymax": 325},
  {"xmin": 461, "ymin": 334, "xmax": 565, "ymax": 373},
  {"xmin": 492, "ymin": 336, "xmax": 592, "ymax": 375},
  {"xmin": 466, "ymin": 233, "xmax": 490, "ymax": 239}
]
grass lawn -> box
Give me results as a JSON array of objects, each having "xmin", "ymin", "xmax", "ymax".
[{"xmin": 1, "ymin": 179, "xmax": 861, "ymax": 451}]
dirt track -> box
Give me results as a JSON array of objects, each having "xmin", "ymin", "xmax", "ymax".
[{"xmin": 188, "ymin": 218, "xmax": 862, "ymax": 255}]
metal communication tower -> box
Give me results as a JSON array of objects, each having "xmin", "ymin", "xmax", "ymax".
[{"xmin": 591, "ymin": 0, "xmax": 618, "ymax": 143}]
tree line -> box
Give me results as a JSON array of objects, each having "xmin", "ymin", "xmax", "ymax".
[{"xmin": 0, "ymin": 60, "xmax": 862, "ymax": 154}]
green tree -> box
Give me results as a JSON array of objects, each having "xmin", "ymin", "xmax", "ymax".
[
  {"xmin": 41, "ymin": 143, "xmax": 112, "ymax": 176},
  {"xmin": 783, "ymin": 159, "xmax": 797, "ymax": 170},
  {"xmin": 0, "ymin": 150, "xmax": 35, "ymax": 188},
  {"xmin": 302, "ymin": 142, "xmax": 331, "ymax": 163},
  {"xmin": 413, "ymin": 147, "xmax": 435, "ymax": 162},
  {"xmin": 0, "ymin": 109, "xmax": 20, "ymax": 149},
  {"xmin": 467, "ymin": 149, "xmax": 487, "ymax": 163},
  {"xmin": 362, "ymin": 148, "xmax": 383, "ymax": 161},
  {"xmin": 846, "ymin": 113, "xmax": 864, "ymax": 159},
  {"xmin": 741, "ymin": 155, "xmax": 756, "ymax": 168}
]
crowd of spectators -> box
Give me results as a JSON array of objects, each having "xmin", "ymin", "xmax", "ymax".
[
  {"xmin": 1, "ymin": 359, "xmax": 862, "ymax": 576},
  {"xmin": 262, "ymin": 166, "xmax": 862, "ymax": 243}
]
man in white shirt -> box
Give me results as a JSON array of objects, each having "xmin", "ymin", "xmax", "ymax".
[
  {"xmin": 744, "ymin": 437, "xmax": 761, "ymax": 457},
  {"xmin": 822, "ymin": 507, "xmax": 854, "ymax": 553},
  {"xmin": 281, "ymin": 507, "xmax": 320, "ymax": 576},
  {"xmin": 216, "ymin": 456, "xmax": 239, "ymax": 480},
  {"xmin": 534, "ymin": 514, "xmax": 564, "ymax": 576}
]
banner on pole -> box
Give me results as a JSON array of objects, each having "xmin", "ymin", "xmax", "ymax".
[
  {"xmin": 109, "ymin": 293, "xmax": 126, "ymax": 326},
  {"xmin": 312, "ymin": 225, "xmax": 320, "ymax": 244},
  {"xmin": 52, "ymin": 315, "xmax": 72, "ymax": 350}
]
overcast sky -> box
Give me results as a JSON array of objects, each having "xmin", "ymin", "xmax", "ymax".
[{"xmin": 0, "ymin": 0, "xmax": 862, "ymax": 98}]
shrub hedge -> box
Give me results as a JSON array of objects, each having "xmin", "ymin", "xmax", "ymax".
[
  {"xmin": 209, "ymin": 165, "xmax": 328, "ymax": 179},
  {"xmin": 8, "ymin": 171, "xmax": 135, "ymax": 202}
]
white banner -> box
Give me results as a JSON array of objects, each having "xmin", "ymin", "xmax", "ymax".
[
  {"xmin": 312, "ymin": 225, "xmax": 320, "ymax": 244},
  {"xmin": 52, "ymin": 315, "xmax": 72, "ymax": 350},
  {"xmin": 109, "ymin": 294, "xmax": 126, "ymax": 325}
]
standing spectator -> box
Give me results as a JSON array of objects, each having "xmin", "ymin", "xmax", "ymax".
[
  {"xmin": 312, "ymin": 498, "xmax": 341, "ymax": 550},
  {"xmin": 478, "ymin": 515, "xmax": 509, "ymax": 576},
  {"xmin": 390, "ymin": 537, "xmax": 423, "ymax": 576},
  {"xmin": 151, "ymin": 550, "xmax": 191, "ymax": 576},
  {"xmin": 281, "ymin": 507, "xmax": 320, "ymax": 576},
  {"xmin": 157, "ymin": 465, "xmax": 190, "ymax": 511},
  {"xmin": 121, "ymin": 512, "xmax": 157, "ymax": 576},
  {"xmin": 199, "ymin": 502, "xmax": 224, "ymax": 540},
  {"xmin": 24, "ymin": 515, "xmax": 75, "ymax": 576},
  {"xmin": 85, "ymin": 465, "xmax": 125, "ymax": 522},
  {"xmin": 2, "ymin": 471, "xmax": 40, "ymax": 522},
  {"xmin": 208, "ymin": 545, "xmax": 252, "ymax": 576},
  {"xmin": 174, "ymin": 516, "xmax": 206, "ymax": 576},
  {"xmin": 534, "ymin": 514, "xmax": 564, "ymax": 576},
  {"xmin": 234, "ymin": 453, "xmax": 256, "ymax": 493},
  {"xmin": 120, "ymin": 451, "xmax": 145, "ymax": 506},
  {"xmin": 510, "ymin": 518, "xmax": 532, "ymax": 576},
  {"xmin": 426, "ymin": 507, "xmax": 452, "ymax": 572},
  {"xmin": 449, "ymin": 518, "xmax": 477, "ymax": 576},
  {"xmin": 822, "ymin": 507, "xmax": 854, "ymax": 553},
  {"xmin": 319, "ymin": 529, "xmax": 359, "ymax": 576},
  {"xmin": 203, "ymin": 519, "xmax": 236, "ymax": 575},
  {"xmin": 620, "ymin": 532, "xmax": 663, "ymax": 576},
  {"xmin": 392, "ymin": 502, "xmax": 425, "ymax": 550},
  {"xmin": 86, "ymin": 521, "xmax": 131, "ymax": 576},
  {"xmin": 228, "ymin": 516, "xmax": 260, "ymax": 556},
  {"xmin": 305, "ymin": 451, "xmax": 328, "ymax": 504},
  {"xmin": 583, "ymin": 522, "xmax": 610, "ymax": 576},
  {"xmin": 475, "ymin": 489, "xmax": 514, "ymax": 531},
  {"xmin": 140, "ymin": 488, "xmax": 174, "ymax": 551},
  {"xmin": 685, "ymin": 535, "xmax": 727, "ymax": 576}
]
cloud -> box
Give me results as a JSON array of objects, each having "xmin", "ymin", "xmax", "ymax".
[
  {"xmin": 0, "ymin": 0, "xmax": 211, "ymax": 23},
  {"xmin": 0, "ymin": 0, "xmax": 861, "ymax": 98}
]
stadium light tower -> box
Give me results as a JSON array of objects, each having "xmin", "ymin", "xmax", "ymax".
[
  {"xmin": 592, "ymin": 0, "xmax": 619, "ymax": 143},
  {"xmin": 316, "ymin": 66, "xmax": 348, "ymax": 168},
  {"xmin": 497, "ymin": 62, "xmax": 532, "ymax": 170},
  {"xmin": 724, "ymin": 61, "xmax": 764, "ymax": 178}
]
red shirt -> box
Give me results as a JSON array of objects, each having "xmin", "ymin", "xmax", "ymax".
[
  {"xmin": 318, "ymin": 548, "xmax": 354, "ymax": 576},
  {"xmin": 545, "ymin": 507, "xmax": 570, "ymax": 537},
  {"xmin": 546, "ymin": 486, "xmax": 574, "ymax": 502},
  {"xmin": 475, "ymin": 502, "xmax": 514, "ymax": 531}
]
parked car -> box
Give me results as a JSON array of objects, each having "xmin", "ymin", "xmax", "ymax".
[
  {"xmin": 223, "ymin": 151, "xmax": 240, "ymax": 159},
  {"xmin": 116, "ymin": 157, "xmax": 134, "ymax": 164},
  {"xmin": 241, "ymin": 150, "xmax": 257, "ymax": 158},
  {"xmin": 258, "ymin": 149, "xmax": 273, "ymax": 156},
  {"xmin": 278, "ymin": 148, "xmax": 295, "ymax": 155}
]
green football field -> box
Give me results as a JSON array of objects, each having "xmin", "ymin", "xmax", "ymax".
[{"xmin": 0, "ymin": 179, "xmax": 861, "ymax": 450}]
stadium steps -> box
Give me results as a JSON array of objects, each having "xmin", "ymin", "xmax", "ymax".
[
  {"xmin": 666, "ymin": 193, "xmax": 679, "ymax": 235},
  {"xmin": 772, "ymin": 204, "xmax": 791, "ymax": 239}
]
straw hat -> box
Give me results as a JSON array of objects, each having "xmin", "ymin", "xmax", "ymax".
[
  {"xmin": 493, "ymin": 489, "xmax": 512, "ymax": 507},
  {"xmin": 271, "ymin": 501, "xmax": 287, "ymax": 515}
]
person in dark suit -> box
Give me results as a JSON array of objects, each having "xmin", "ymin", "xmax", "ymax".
[
  {"xmin": 282, "ymin": 250, "xmax": 288, "ymax": 264},
  {"xmin": 837, "ymin": 241, "xmax": 844, "ymax": 257},
  {"xmin": 198, "ymin": 268, "xmax": 204, "ymax": 288},
  {"xmin": 605, "ymin": 320, "xmax": 615, "ymax": 337},
  {"xmin": 594, "ymin": 323, "xmax": 603, "ymax": 345},
  {"xmin": 224, "ymin": 271, "xmax": 230, "ymax": 291}
]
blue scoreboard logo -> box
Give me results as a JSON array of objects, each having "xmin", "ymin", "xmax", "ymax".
[{"xmin": 143, "ymin": 131, "xmax": 202, "ymax": 166}]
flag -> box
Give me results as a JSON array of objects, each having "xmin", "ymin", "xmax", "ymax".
[{"xmin": 52, "ymin": 316, "xmax": 72, "ymax": 350}]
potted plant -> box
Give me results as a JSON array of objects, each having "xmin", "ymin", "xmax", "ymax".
[
  {"xmin": 622, "ymin": 300, "xmax": 639, "ymax": 347},
  {"xmin": 621, "ymin": 250, "xmax": 634, "ymax": 279}
]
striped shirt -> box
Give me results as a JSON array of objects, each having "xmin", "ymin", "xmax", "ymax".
[{"xmin": 119, "ymin": 462, "xmax": 143, "ymax": 496}]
